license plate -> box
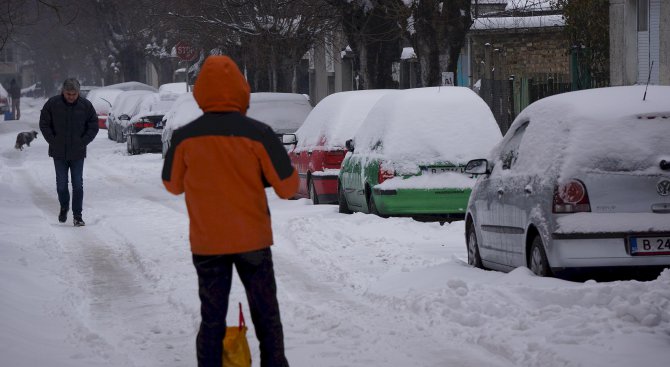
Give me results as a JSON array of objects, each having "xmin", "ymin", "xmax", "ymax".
[
  {"xmin": 629, "ymin": 235, "xmax": 670, "ymax": 255},
  {"xmin": 422, "ymin": 166, "xmax": 464, "ymax": 174}
]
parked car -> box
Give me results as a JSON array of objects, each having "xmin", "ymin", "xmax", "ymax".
[
  {"xmin": 86, "ymin": 88, "xmax": 124, "ymax": 129},
  {"xmin": 86, "ymin": 82, "xmax": 157, "ymax": 130},
  {"xmin": 126, "ymin": 92, "xmax": 181, "ymax": 155},
  {"xmin": 79, "ymin": 85, "xmax": 99, "ymax": 98},
  {"xmin": 107, "ymin": 90, "xmax": 155, "ymax": 143},
  {"xmin": 161, "ymin": 93, "xmax": 203, "ymax": 157},
  {"xmin": 464, "ymin": 85, "xmax": 670, "ymax": 278},
  {"xmin": 0, "ymin": 83, "xmax": 8, "ymax": 114},
  {"xmin": 286, "ymin": 90, "xmax": 396, "ymax": 204},
  {"xmin": 161, "ymin": 92, "xmax": 312, "ymax": 157},
  {"xmin": 338, "ymin": 86, "xmax": 502, "ymax": 222},
  {"xmin": 247, "ymin": 92, "xmax": 312, "ymax": 137},
  {"xmin": 158, "ymin": 82, "xmax": 188, "ymax": 95}
]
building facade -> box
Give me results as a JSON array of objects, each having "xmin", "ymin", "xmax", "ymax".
[{"xmin": 610, "ymin": 0, "xmax": 670, "ymax": 85}]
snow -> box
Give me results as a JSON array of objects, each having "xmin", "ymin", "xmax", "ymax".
[
  {"xmin": 493, "ymin": 86, "xmax": 670, "ymax": 181},
  {"xmin": 86, "ymin": 88, "xmax": 125, "ymax": 115},
  {"xmin": 354, "ymin": 86, "xmax": 502, "ymax": 168},
  {"xmin": 247, "ymin": 93, "xmax": 313, "ymax": 134},
  {"xmin": 1, "ymin": 98, "xmax": 670, "ymax": 367},
  {"xmin": 401, "ymin": 47, "xmax": 416, "ymax": 60},
  {"xmin": 161, "ymin": 92, "xmax": 312, "ymax": 136},
  {"xmin": 0, "ymin": 83, "xmax": 7, "ymax": 98},
  {"xmin": 471, "ymin": 14, "xmax": 564, "ymax": 30},
  {"xmin": 293, "ymin": 90, "xmax": 397, "ymax": 152},
  {"xmin": 158, "ymin": 82, "xmax": 188, "ymax": 95}
]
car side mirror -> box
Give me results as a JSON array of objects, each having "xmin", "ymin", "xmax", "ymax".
[
  {"xmin": 282, "ymin": 133, "xmax": 297, "ymax": 145},
  {"xmin": 464, "ymin": 159, "xmax": 490, "ymax": 175},
  {"xmin": 119, "ymin": 114, "xmax": 130, "ymax": 121},
  {"xmin": 345, "ymin": 139, "xmax": 355, "ymax": 152}
]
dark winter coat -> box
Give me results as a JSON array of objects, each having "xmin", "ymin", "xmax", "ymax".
[
  {"xmin": 9, "ymin": 81, "xmax": 20, "ymax": 99},
  {"xmin": 39, "ymin": 94, "xmax": 99, "ymax": 160}
]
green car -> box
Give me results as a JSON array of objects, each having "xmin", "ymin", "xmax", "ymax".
[{"xmin": 338, "ymin": 86, "xmax": 502, "ymax": 222}]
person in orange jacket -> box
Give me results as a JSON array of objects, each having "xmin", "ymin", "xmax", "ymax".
[{"xmin": 162, "ymin": 55, "xmax": 297, "ymax": 367}]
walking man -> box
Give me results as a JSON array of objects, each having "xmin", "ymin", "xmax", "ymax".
[
  {"xmin": 39, "ymin": 78, "xmax": 99, "ymax": 226},
  {"xmin": 162, "ymin": 55, "xmax": 297, "ymax": 367},
  {"xmin": 9, "ymin": 78, "xmax": 20, "ymax": 120}
]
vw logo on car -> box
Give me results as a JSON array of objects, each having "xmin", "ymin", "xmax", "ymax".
[{"xmin": 657, "ymin": 179, "xmax": 670, "ymax": 196}]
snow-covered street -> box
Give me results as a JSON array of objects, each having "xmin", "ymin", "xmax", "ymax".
[{"xmin": 1, "ymin": 98, "xmax": 669, "ymax": 367}]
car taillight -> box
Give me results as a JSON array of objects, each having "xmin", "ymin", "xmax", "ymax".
[
  {"xmin": 324, "ymin": 150, "xmax": 346, "ymax": 166},
  {"xmin": 378, "ymin": 165, "xmax": 395, "ymax": 184},
  {"xmin": 553, "ymin": 179, "xmax": 591, "ymax": 213},
  {"xmin": 133, "ymin": 118, "xmax": 154, "ymax": 129}
]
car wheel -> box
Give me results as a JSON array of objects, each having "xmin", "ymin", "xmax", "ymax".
[
  {"xmin": 338, "ymin": 183, "xmax": 352, "ymax": 214},
  {"xmin": 529, "ymin": 235, "xmax": 552, "ymax": 277},
  {"xmin": 466, "ymin": 223, "xmax": 484, "ymax": 269},
  {"xmin": 108, "ymin": 124, "xmax": 114, "ymax": 140},
  {"xmin": 127, "ymin": 136, "xmax": 133, "ymax": 154},
  {"xmin": 309, "ymin": 179, "xmax": 319, "ymax": 205}
]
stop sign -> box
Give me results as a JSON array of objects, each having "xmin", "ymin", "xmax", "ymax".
[{"xmin": 175, "ymin": 41, "xmax": 197, "ymax": 61}]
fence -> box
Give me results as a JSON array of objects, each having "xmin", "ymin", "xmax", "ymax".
[{"xmin": 479, "ymin": 72, "xmax": 607, "ymax": 134}]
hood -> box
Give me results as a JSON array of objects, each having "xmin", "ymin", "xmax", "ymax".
[{"xmin": 193, "ymin": 56, "xmax": 250, "ymax": 114}]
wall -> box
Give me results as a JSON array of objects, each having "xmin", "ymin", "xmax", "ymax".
[
  {"xmin": 469, "ymin": 27, "xmax": 569, "ymax": 83},
  {"xmin": 610, "ymin": 0, "xmax": 669, "ymax": 86}
]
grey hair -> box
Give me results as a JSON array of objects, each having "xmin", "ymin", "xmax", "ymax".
[{"xmin": 62, "ymin": 78, "xmax": 81, "ymax": 92}]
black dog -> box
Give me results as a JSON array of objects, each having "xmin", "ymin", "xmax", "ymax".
[{"xmin": 15, "ymin": 130, "xmax": 39, "ymax": 151}]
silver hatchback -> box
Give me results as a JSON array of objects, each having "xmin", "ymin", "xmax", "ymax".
[{"xmin": 464, "ymin": 86, "xmax": 670, "ymax": 277}]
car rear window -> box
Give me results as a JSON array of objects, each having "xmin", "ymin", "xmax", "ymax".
[{"xmin": 564, "ymin": 116, "xmax": 670, "ymax": 173}]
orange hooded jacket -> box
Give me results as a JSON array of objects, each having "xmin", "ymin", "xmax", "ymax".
[{"xmin": 162, "ymin": 56, "xmax": 298, "ymax": 255}]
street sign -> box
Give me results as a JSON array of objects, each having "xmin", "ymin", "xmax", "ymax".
[{"xmin": 175, "ymin": 41, "xmax": 197, "ymax": 61}]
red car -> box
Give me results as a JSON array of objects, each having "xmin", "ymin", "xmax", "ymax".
[{"xmin": 286, "ymin": 90, "xmax": 396, "ymax": 204}]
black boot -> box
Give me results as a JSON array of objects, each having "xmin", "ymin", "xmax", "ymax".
[
  {"xmin": 73, "ymin": 215, "xmax": 85, "ymax": 227},
  {"xmin": 58, "ymin": 207, "xmax": 68, "ymax": 223}
]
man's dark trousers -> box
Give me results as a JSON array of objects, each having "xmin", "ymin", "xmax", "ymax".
[
  {"xmin": 53, "ymin": 158, "xmax": 84, "ymax": 215},
  {"xmin": 193, "ymin": 247, "xmax": 289, "ymax": 367}
]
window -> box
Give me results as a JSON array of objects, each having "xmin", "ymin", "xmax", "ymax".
[
  {"xmin": 638, "ymin": 0, "xmax": 648, "ymax": 32},
  {"xmin": 0, "ymin": 47, "xmax": 14, "ymax": 62},
  {"xmin": 499, "ymin": 122, "xmax": 529, "ymax": 170}
]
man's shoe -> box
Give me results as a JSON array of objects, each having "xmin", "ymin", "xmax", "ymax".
[
  {"xmin": 58, "ymin": 208, "xmax": 68, "ymax": 223},
  {"xmin": 73, "ymin": 215, "xmax": 85, "ymax": 227}
]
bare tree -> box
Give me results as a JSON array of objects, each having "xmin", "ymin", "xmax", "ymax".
[
  {"xmin": 0, "ymin": 0, "xmax": 67, "ymax": 51},
  {"xmin": 406, "ymin": 0, "xmax": 472, "ymax": 87},
  {"xmin": 326, "ymin": 0, "xmax": 406, "ymax": 90},
  {"xmin": 166, "ymin": 0, "xmax": 337, "ymax": 92}
]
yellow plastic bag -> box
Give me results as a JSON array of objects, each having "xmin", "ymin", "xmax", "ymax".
[{"xmin": 222, "ymin": 302, "xmax": 251, "ymax": 367}]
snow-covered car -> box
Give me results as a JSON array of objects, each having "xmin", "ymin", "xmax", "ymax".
[
  {"xmin": 287, "ymin": 90, "xmax": 396, "ymax": 204},
  {"xmin": 160, "ymin": 92, "xmax": 203, "ymax": 157},
  {"xmin": 161, "ymin": 92, "xmax": 312, "ymax": 158},
  {"xmin": 464, "ymin": 85, "xmax": 670, "ymax": 278},
  {"xmin": 0, "ymin": 83, "xmax": 8, "ymax": 114},
  {"xmin": 158, "ymin": 82, "xmax": 188, "ymax": 95},
  {"xmin": 79, "ymin": 85, "xmax": 99, "ymax": 98},
  {"xmin": 338, "ymin": 86, "xmax": 502, "ymax": 222},
  {"xmin": 247, "ymin": 92, "xmax": 312, "ymax": 136},
  {"xmin": 107, "ymin": 90, "xmax": 155, "ymax": 143},
  {"xmin": 86, "ymin": 82, "xmax": 157, "ymax": 130},
  {"xmin": 126, "ymin": 92, "xmax": 180, "ymax": 155}
]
